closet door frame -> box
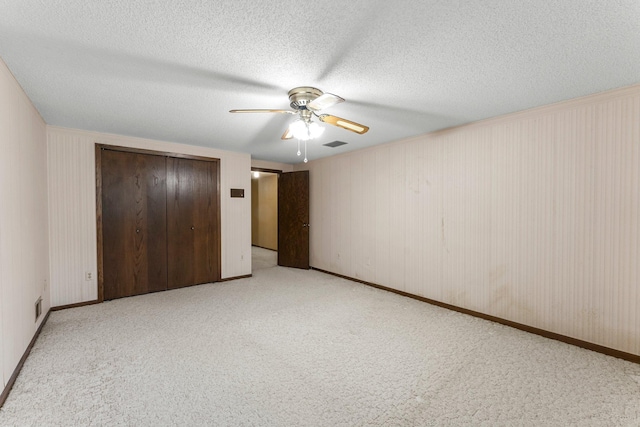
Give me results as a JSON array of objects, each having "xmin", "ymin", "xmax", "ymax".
[{"xmin": 95, "ymin": 144, "xmax": 221, "ymax": 302}]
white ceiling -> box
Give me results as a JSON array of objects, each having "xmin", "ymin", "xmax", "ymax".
[{"xmin": 1, "ymin": 1, "xmax": 639, "ymax": 164}]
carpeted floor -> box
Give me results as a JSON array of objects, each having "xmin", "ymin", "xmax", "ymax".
[
  {"xmin": 1, "ymin": 247, "xmax": 639, "ymax": 426},
  {"xmin": 251, "ymin": 246, "xmax": 278, "ymax": 272}
]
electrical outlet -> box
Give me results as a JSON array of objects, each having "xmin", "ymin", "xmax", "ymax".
[{"xmin": 85, "ymin": 271, "xmax": 92, "ymax": 281}]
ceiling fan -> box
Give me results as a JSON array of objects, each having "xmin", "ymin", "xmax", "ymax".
[{"xmin": 229, "ymin": 86, "xmax": 369, "ymax": 140}]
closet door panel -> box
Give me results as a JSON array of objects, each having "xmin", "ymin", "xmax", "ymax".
[
  {"xmin": 167, "ymin": 157, "xmax": 219, "ymax": 289},
  {"xmin": 101, "ymin": 150, "xmax": 168, "ymax": 299}
]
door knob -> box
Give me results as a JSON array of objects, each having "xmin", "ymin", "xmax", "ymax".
[
  {"xmin": 136, "ymin": 229, "xmax": 140, "ymax": 233},
  {"xmin": 191, "ymin": 226, "xmax": 195, "ymax": 230}
]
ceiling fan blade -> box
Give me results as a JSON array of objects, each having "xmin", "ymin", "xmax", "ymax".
[
  {"xmin": 281, "ymin": 127, "xmax": 294, "ymax": 140},
  {"xmin": 307, "ymin": 93, "xmax": 345, "ymax": 111},
  {"xmin": 318, "ymin": 114, "xmax": 369, "ymax": 134},
  {"xmin": 229, "ymin": 109, "xmax": 296, "ymax": 114}
]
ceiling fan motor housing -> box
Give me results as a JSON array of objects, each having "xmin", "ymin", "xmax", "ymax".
[{"xmin": 288, "ymin": 87, "xmax": 323, "ymax": 110}]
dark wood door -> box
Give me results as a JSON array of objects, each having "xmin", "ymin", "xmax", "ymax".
[
  {"xmin": 167, "ymin": 157, "xmax": 220, "ymax": 289},
  {"xmin": 278, "ymin": 170, "xmax": 310, "ymax": 269},
  {"xmin": 101, "ymin": 150, "xmax": 168, "ymax": 300}
]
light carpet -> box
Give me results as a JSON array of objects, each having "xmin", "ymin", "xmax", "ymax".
[{"xmin": 1, "ymin": 247, "xmax": 639, "ymax": 426}]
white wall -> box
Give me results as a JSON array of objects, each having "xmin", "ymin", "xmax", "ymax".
[
  {"xmin": 47, "ymin": 126, "xmax": 251, "ymax": 307},
  {"xmin": 302, "ymin": 84, "xmax": 640, "ymax": 356},
  {"xmin": 0, "ymin": 57, "xmax": 50, "ymax": 388}
]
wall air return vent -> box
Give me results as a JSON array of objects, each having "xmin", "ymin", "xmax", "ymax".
[
  {"xmin": 323, "ymin": 141, "xmax": 348, "ymax": 148},
  {"xmin": 35, "ymin": 297, "xmax": 42, "ymax": 322}
]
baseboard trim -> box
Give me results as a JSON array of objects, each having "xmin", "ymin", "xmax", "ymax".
[
  {"xmin": 51, "ymin": 299, "xmax": 100, "ymax": 311},
  {"xmin": 0, "ymin": 309, "xmax": 52, "ymax": 409},
  {"xmin": 312, "ymin": 267, "xmax": 640, "ymax": 365},
  {"xmin": 219, "ymin": 274, "xmax": 252, "ymax": 282}
]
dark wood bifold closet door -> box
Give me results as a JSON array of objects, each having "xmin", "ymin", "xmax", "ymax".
[
  {"xmin": 101, "ymin": 150, "xmax": 168, "ymax": 300},
  {"xmin": 167, "ymin": 157, "xmax": 220, "ymax": 289}
]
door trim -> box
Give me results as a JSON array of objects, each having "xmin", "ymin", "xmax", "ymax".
[
  {"xmin": 99, "ymin": 144, "xmax": 222, "ymax": 162},
  {"xmin": 95, "ymin": 144, "xmax": 222, "ymax": 302},
  {"xmin": 251, "ymin": 167, "xmax": 283, "ymax": 175}
]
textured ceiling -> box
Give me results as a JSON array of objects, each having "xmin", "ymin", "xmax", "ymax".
[{"xmin": 1, "ymin": 1, "xmax": 639, "ymax": 163}]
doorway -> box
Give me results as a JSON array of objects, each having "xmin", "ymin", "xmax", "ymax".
[
  {"xmin": 251, "ymin": 169, "xmax": 279, "ymax": 270},
  {"xmin": 251, "ymin": 170, "xmax": 279, "ymax": 252},
  {"xmin": 251, "ymin": 168, "xmax": 310, "ymax": 271}
]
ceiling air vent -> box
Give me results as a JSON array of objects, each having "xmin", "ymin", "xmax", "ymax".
[{"xmin": 323, "ymin": 140, "xmax": 348, "ymax": 148}]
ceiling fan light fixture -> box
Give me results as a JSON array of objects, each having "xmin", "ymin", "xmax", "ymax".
[
  {"xmin": 289, "ymin": 119, "xmax": 324, "ymax": 141},
  {"xmin": 289, "ymin": 119, "xmax": 308, "ymax": 140},
  {"xmin": 308, "ymin": 122, "xmax": 324, "ymax": 139}
]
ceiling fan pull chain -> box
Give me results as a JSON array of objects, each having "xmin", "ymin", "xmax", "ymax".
[
  {"xmin": 304, "ymin": 140, "xmax": 308, "ymax": 163},
  {"xmin": 297, "ymin": 139, "xmax": 301, "ymax": 156}
]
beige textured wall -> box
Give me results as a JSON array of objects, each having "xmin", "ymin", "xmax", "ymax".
[
  {"xmin": 0, "ymin": 57, "xmax": 50, "ymax": 386},
  {"xmin": 47, "ymin": 126, "xmax": 252, "ymax": 307},
  {"xmin": 251, "ymin": 178, "xmax": 260, "ymax": 246},
  {"xmin": 301, "ymin": 84, "xmax": 640, "ymax": 356},
  {"xmin": 258, "ymin": 174, "xmax": 278, "ymax": 250},
  {"xmin": 251, "ymin": 174, "xmax": 278, "ymax": 250}
]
